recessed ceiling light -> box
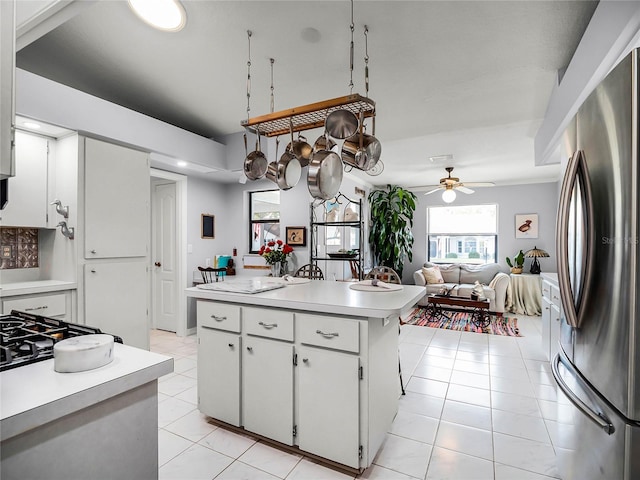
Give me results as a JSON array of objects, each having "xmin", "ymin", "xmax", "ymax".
[
  {"xmin": 128, "ymin": 0, "xmax": 186, "ymax": 32},
  {"xmin": 23, "ymin": 121, "xmax": 41, "ymax": 129},
  {"xmin": 428, "ymin": 154, "xmax": 453, "ymax": 163},
  {"xmin": 177, "ymin": 160, "xmax": 187, "ymax": 167}
]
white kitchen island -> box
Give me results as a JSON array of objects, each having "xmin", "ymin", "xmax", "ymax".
[
  {"xmin": 186, "ymin": 279, "xmax": 425, "ymax": 473},
  {"xmin": 0, "ymin": 344, "xmax": 173, "ymax": 480}
]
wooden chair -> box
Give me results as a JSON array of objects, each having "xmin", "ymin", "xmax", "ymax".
[
  {"xmin": 365, "ymin": 266, "xmax": 405, "ymax": 394},
  {"xmin": 294, "ymin": 263, "xmax": 325, "ymax": 280},
  {"xmin": 364, "ymin": 266, "xmax": 401, "ymax": 284},
  {"xmin": 198, "ymin": 266, "xmax": 226, "ymax": 283}
]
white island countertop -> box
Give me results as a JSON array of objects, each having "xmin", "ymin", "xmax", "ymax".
[
  {"xmin": 0, "ymin": 280, "xmax": 77, "ymax": 297},
  {"xmin": 0, "ymin": 344, "xmax": 173, "ymax": 442},
  {"xmin": 186, "ymin": 279, "xmax": 425, "ymax": 318}
]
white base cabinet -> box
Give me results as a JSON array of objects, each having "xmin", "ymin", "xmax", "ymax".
[
  {"xmin": 297, "ymin": 345, "xmax": 360, "ymax": 468},
  {"xmin": 243, "ymin": 337, "xmax": 294, "ymax": 445},
  {"xmin": 541, "ymin": 276, "xmax": 562, "ymax": 361},
  {"xmin": 195, "ymin": 299, "xmax": 397, "ymax": 471},
  {"xmin": 197, "ymin": 327, "xmax": 240, "ymax": 426}
]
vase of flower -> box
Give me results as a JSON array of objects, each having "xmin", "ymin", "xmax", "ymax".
[
  {"xmin": 259, "ymin": 239, "xmax": 294, "ymax": 277},
  {"xmin": 270, "ymin": 261, "xmax": 282, "ymax": 277}
]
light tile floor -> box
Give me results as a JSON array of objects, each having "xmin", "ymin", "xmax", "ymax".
[{"xmin": 151, "ymin": 313, "xmax": 561, "ymax": 480}]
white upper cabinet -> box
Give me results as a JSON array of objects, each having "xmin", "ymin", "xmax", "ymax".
[
  {"xmin": 0, "ymin": 131, "xmax": 49, "ymax": 227},
  {"xmin": 83, "ymin": 138, "xmax": 149, "ymax": 259},
  {"xmin": 0, "ymin": 0, "xmax": 15, "ymax": 179}
]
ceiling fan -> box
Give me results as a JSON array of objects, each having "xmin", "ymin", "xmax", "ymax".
[{"xmin": 420, "ymin": 167, "xmax": 495, "ymax": 203}]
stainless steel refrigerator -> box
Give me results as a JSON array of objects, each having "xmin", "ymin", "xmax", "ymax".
[{"xmin": 552, "ymin": 48, "xmax": 640, "ymax": 480}]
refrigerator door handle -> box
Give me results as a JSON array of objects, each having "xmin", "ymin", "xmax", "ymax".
[
  {"xmin": 552, "ymin": 352, "xmax": 615, "ymax": 435},
  {"xmin": 556, "ymin": 150, "xmax": 594, "ymax": 328}
]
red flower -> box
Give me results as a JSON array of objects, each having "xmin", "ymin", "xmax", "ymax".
[
  {"xmin": 267, "ymin": 241, "xmax": 276, "ymax": 247},
  {"xmin": 282, "ymin": 244, "xmax": 293, "ymax": 254},
  {"xmin": 258, "ymin": 239, "xmax": 294, "ymax": 265},
  {"xmin": 276, "ymin": 239, "xmax": 283, "ymax": 246},
  {"xmin": 258, "ymin": 246, "xmax": 265, "ymax": 254},
  {"xmin": 264, "ymin": 247, "xmax": 271, "ymax": 253}
]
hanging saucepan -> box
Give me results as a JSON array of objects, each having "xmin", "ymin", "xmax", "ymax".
[
  {"xmin": 308, "ymin": 132, "xmax": 343, "ymax": 200},
  {"xmin": 243, "ymin": 130, "xmax": 268, "ymax": 180},
  {"xmin": 325, "ymin": 109, "xmax": 358, "ymax": 139},
  {"xmin": 312, "ymin": 133, "xmax": 337, "ymax": 153},
  {"xmin": 286, "ymin": 133, "xmax": 312, "ymax": 167},
  {"xmin": 266, "ymin": 128, "xmax": 302, "ymax": 191},
  {"xmin": 341, "ymin": 111, "xmax": 381, "ymax": 172}
]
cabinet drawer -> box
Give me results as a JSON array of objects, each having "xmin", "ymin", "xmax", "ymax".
[
  {"xmin": 243, "ymin": 307, "xmax": 294, "ymax": 341},
  {"xmin": 3, "ymin": 293, "xmax": 66, "ymax": 317},
  {"xmin": 297, "ymin": 313, "xmax": 360, "ymax": 353},
  {"xmin": 197, "ymin": 301, "xmax": 241, "ymax": 333},
  {"xmin": 541, "ymin": 281, "xmax": 552, "ymax": 300}
]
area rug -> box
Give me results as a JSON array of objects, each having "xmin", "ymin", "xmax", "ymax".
[{"xmin": 401, "ymin": 307, "xmax": 521, "ymax": 337}]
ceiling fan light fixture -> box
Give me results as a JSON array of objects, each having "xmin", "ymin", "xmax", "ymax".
[
  {"xmin": 128, "ymin": 0, "xmax": 186, "ymax": 32},
  {"xmin": 442, "ymin": 188, "xmax": 456, "ymax": 203}
]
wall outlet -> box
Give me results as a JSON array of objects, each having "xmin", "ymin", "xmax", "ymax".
[{"xmin": 205, "ymin": 258, "xmax": 211, "ymax": 267}]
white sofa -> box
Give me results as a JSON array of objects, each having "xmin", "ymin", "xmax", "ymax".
[{"xmin": 413, "ymin": 262, "xmax": 510, "ymax": 314}]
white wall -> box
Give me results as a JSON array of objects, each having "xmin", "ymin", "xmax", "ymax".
[{"xmin": 403, "ymin": 182, "xmax": 559, "ymax": 284}]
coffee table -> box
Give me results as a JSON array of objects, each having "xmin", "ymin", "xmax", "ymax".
[{"xmin": 426, "ymin": 294, "xmax": 491, "ymax": 328}]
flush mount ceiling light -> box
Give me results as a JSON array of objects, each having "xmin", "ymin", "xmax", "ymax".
[
  {"xmin": 442, "ymin": 188, "xmax": 456, "ymax": 203},
  {"xmin": 23, "ymin": 121, "xmax": 41, "ymax": 129},
  {"xmin": 128, "ymin": 0, "xmax": 186, "ymax": 32}
]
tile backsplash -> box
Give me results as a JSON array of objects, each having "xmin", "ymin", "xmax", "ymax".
[{"xmin": 0, "ymin": 228, "xmax": 39, "ymax": 269}]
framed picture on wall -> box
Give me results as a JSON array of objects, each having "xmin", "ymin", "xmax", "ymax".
[
  {"xmin": 515, "ymin": 213, "xmax": 538, "ymax": 239},
  {"xmin": 286, "ymin": 226, "xmax": 306, "ymax": 246},
  {"xmin": 201, "ymin": 214, "xmax": 215, "ymax": 239}
]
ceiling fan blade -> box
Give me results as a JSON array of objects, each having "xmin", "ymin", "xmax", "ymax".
[
  {"xmin": 423, "ymin": 187, "xmax": 443, "ymax": 196},
  {"xmin": 461, "ymin": 182, "xmax": 495, "ymax": 187},
  {"xmin": 457, "ymin": 186, "xmax": 475, "ymax": 194}
]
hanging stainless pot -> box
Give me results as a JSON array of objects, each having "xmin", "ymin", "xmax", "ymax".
[
  {"xmin": 243, "ymin": 130, "xmax": 268, "ymax": 180},
  {"xmin": 312, "ymin": 134, "xmax": 337, "ymax": 153},
  {"xmin": 266, "ymin": 137, "xmax": 302, "ymax": 190},
  {"xmin": 286, "ymin": 134, "xmax": 312, "ymax": 167},
  {"xmin": 341, "ymin": 112, "xmax": 381, "ymax": 172},
  {"xmin": 325, "ymin": 109, "xmax": 358, "ymax": 139},
  {"xmin": 308, "ymin": 133, "xmax": 343, "ymax": 200}
]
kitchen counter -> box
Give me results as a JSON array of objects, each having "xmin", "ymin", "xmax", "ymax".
[
  {"xmin": 188, "ymin": 279, "xmax": 424, "ymax": 472},
  {"xmin": 1, "ymin": 344, "xmax": 173, "ymax": 480},
  {"xmin": 186, "ymin": 279, "xmax": 425, "ymax": 318},
  {"xmin": 0, "ymin": 280, "xmax": 77, "ymax": 297}
]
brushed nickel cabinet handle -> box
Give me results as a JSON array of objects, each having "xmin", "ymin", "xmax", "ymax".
[
  {"xmin": 211, "ymin": 315, "xmax": 226, "ymax": 321},
  {"xmin": 25, "ymin": 306, "xmax": 48, "ymax": 311},
  {"xmin": 258, "ymin": 321, "xmax": 277, "ymax": 328},
  {"xmin": 316, "ymin": 330, "xmax": 339, "ymax": 337}
]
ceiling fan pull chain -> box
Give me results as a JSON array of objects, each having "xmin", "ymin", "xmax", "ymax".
[
  {"xmin": 269, "ymin": 58, "xmax": 275, "ymax": 113},
  {"xmin": 246, "ymin": 30, "xmax": 252, "ymax": 123},
  {"xmin": 349, "ymin": 0, "xmax": 354, "ymax": 93}
]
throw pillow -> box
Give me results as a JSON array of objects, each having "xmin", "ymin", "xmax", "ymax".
[{"xmin": 422, "ymin": 266, "xmax": 444, "ymax": 284}]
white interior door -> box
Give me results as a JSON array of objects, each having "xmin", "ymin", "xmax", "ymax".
[{"xmin": 152, "ymin": 181, "xmax": 177, "ymax": 332}]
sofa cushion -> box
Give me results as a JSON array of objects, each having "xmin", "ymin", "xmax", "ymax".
[
  {"xmin": 459, "ymin": 263, "xmax": 501, "ymax": 285},
  {"xmin": 422, "ymin": 266, "xmax": 444, "ymax": 284},
  {"xmin": 424, "ymin": 262, "xmax": 460, "ymax": 283}
]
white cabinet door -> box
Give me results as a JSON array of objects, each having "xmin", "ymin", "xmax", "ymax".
[
  {"xmin": 198, "ymin": 327, "xmax": 241, "ymax": 426},
  {"xmin": 84, "ymin": 261, "xmax": 149, "ymax": 349},
  {"xmin": 550, "ymin": 304, "xmax": 561, "ymax": 361},
  {"xmin": 242, "ymin": 337, "xmax": 294, "ymax": 445},
  {"xmin": 297, "ymin": 346, "xmax": 360, "ymax": 468},
  {"xmin": 1, "ymin": 132, "xmax": 48, "ymax": 227},
  {"xmin": 0, "ymin": 0, "xmax": 15, "ymax": 179},
  {"xmin": 84, "ymin": 138, "xmax": 149, "ymax": 259},
  {"xmin": 541, "ymin": 296, "xmax": 552, "ymax": 360}
]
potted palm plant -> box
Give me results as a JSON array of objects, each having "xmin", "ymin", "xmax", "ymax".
[
  {"xmin": 506, "ymin": 250, "xmax": 525, "ymax": 274},
  {"xmin": 368, "ymin": 185, "xmax": 417, "ymax": 278}
]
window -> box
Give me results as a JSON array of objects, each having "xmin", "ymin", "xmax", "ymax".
[
  {"xmin": 249, "ymin": 190, "xmax": 280, "ymax": 253},
  {"xmin": 427, "ymin": 204, "xmax": 497, "ymax": 264}
]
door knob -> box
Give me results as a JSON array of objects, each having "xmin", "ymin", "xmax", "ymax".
[{"xmin": 154, "ymin": 262, "xmax": 161, "ymax": 267}]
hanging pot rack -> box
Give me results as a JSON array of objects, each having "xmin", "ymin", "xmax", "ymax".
[{"xmin": 240, "ymin": 93, "xmax": 375, "ymax": 137}]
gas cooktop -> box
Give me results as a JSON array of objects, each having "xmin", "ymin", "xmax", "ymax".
[{"xmin": 0, "ymin": 310, "xmax": 122, "ymax": 372}]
